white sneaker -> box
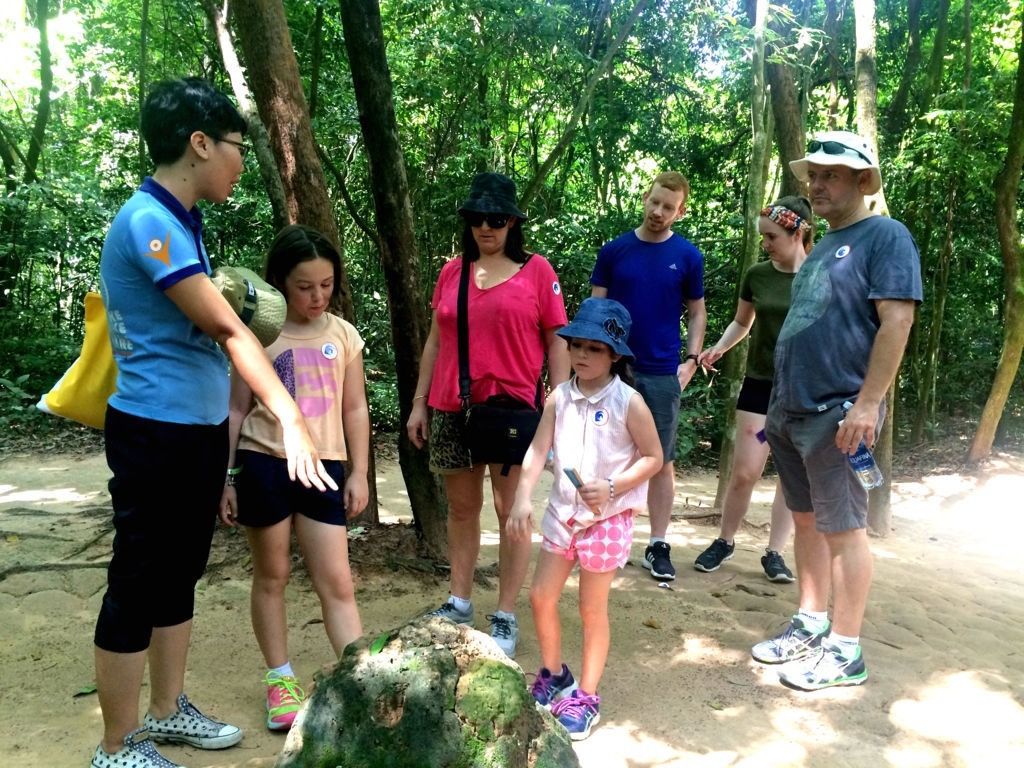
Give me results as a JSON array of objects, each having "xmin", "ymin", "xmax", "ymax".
[
  {"xmin": 90, "ymin": 727, "xmax": 182, "ymax": 768},
  {"xmin": 143, "ymin": 693, "xmax": 242, "ymax": 750},
  {"xmin": 487, "ymin": 612, "xmax": 519, "ymax": 657}
]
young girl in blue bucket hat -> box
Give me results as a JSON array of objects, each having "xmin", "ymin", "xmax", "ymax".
[{"xmin": 508, "ymin": 297, "xmax": 663, "ymax": 740}]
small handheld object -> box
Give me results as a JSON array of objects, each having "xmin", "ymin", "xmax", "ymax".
[{"xmin": 563, "ymin": 468, "xmax": 584, "ymax": 488}]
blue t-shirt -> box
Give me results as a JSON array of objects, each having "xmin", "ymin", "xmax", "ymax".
[
  {"xmin": 771, "ymin": 215, "xmax": 923, "ymax": 414},
  {"xmin": 591, "ymin": 231, "xmax": 705, "ymax": 375},
  {"xmin": 99, "ymin": 177, "xmax": 229, "ymax": 424}
]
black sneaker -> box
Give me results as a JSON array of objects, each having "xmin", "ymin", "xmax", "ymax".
[
  {"xmin": 694, "ymin": 538, "xmax": 734, "ymax": 572},
  {"xmin": 642, "ymin": 541, "xmax": 676, "ymax": 580},
  {"xmin": 761, "ymin": 550, "xmax": 795, "ymax": 583}
]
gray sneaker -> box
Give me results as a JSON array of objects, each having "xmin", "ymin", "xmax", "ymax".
[
  {"xmin": 90, "ymin": 728, "xmax": 182, "ymax": 768},
  {"xmin": 426, "ymin": 599, "xmax": 474, "ymax": 625},
  {"xmin": 143, "ymin": 693, "xmax": 242, "ymax": 750},
  {"xmin": 487, "ymin": 613, "xmax": 519, "ymax": 657},
  {"xmin": 751, "ymin": 616, "xmax": 830, "ymax": 664}
]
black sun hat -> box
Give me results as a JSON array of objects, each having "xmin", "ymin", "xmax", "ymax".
[{"xmin": 458, "ymin": 172, "xmax": 528, "ymax": 220}]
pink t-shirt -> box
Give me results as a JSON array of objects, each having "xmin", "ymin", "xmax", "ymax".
[{"xmin": 427, "ymin": 254, "xmax": 567, "ymax": 411}]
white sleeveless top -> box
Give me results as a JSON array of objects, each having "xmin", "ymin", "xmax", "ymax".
[{"xmin": 542, "ymin": 375, "xmax": 648, "ymax": 548}]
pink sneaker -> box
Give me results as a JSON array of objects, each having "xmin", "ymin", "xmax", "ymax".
[{"xmin": 265, "ymin": 672, "xmax": 306, "ymax": 731}]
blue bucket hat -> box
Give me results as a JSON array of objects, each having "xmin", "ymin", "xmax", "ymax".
[
  {"xmin": 557, "ymin": 297, "xmax": 633, "ymax": 360},
  {"xmin": 458, "ymin": 172, "xmax": 528, "ymax": 220}
]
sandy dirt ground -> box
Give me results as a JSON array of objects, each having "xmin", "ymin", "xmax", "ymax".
[{"xmin": 2, "ymin": 449, "xmax": 1023, "ymax": 768}]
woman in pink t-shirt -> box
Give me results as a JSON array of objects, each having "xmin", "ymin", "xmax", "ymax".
[{"xmin": 407, "ymin": 172, "xmax": 570, "ymax": 658}]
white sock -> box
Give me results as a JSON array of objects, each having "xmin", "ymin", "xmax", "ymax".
[
  {"xmin": 269, "ymin": 662, "xmax": 295, "ymax": 678},
  {"xmin": 449, "ymin": 595, "xmax": 472, "ymax": 612},
  {"xmin": 827, "ymin": 632, "xmax": 860, "ymax": 657},
  {"xmin": 650, "ymin": 536, "xmax": 667, "ymax": 546},
  {"xmin": 494, "ymin": 609, "xmax": 516, "ymax": 623},
  {"xmin": 797, "ymin": 609, "xmax": 829, "ymax": 633}
]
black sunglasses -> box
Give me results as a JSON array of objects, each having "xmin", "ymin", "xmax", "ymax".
[
  {"xmin": 463, "ymin": 212, "xmax": 511, "ymax": 229},
  {"xmin": 808, "ymin": 139, "xmax": 872, "ymax": 165}
]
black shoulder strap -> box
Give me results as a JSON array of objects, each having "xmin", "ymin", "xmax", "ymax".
[{"xmin": 457, "ymin": 256, "xmax": 472, "ymax": 410}]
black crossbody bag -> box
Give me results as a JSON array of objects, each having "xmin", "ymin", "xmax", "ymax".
[{"xmin": 457, "ymin": 255, "xmax": 543, "ymax": 476}]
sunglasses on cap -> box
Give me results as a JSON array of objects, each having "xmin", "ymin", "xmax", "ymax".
[
  {"xmin": 808, "ymin": 139, "xmax": 872, "ymax": 165},
  {"xmin": 463, "ymin": 212, "xmax": 511, "ymax": 228}
]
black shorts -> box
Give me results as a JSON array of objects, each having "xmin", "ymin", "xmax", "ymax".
[
  {"xmin": 235, "ymin": 449, "xmax": 348, "ymax": 527},
  {"xmin": 736, "ymin": 376, "xmax": 772, "ymax": 415}
]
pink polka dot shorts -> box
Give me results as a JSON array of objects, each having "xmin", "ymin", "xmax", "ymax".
[{"xmin": 542, "ymin": 509, "xmax": 634, "ymax": 573}]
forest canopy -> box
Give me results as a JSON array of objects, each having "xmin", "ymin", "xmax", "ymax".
[{"xmin": 1, "ymin": 0, "xmax": 1023, "ymax": 463}]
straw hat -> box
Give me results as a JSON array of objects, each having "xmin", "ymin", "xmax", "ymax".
[{"xmin": 212, "ymin": 266, "xmax": 287, "ymax": 347}]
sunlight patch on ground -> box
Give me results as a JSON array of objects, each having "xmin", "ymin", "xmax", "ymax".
[
  {"xmin": 769, "ymin": 706, "xmax": 839, "ymax": 746},
  {"xmin": 888, "ymin": 670, "xmax": 1024, "ymax": 766},
  {"xmin": 890, "ymin": 470, "xmax": 1024, "ymax": 574},
  {"xmin": 0, "ymin": 485, "xmax": 99, "ymax": 505},
  {"xmin": 573, "ymin": 722, "xmax": 735, "ymax": 768}
]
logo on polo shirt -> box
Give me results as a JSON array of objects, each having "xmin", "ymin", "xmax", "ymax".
[{"xmin": 143, "ymin": 231, "xmax": 173, "ymax": 266}]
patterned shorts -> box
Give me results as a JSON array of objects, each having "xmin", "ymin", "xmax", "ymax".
[
  {"xmin": 542, "ymin": 509, "xmax": 634, "ymax": 573},
  {"xmin": 428, "ymin": 408, "xmax": 474, "ymax": 474}
]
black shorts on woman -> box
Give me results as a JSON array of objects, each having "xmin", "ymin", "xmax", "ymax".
[
  {"xmin": 97, "ymin": 406, "xmax": 228, "ymax": 653},
  {"xmin": 736, "ymin": 376, "xmax": 772, "ymax": 415}
]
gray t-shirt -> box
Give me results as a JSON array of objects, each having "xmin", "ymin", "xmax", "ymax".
[{"xmin": 771, "ymin": 215, "xmax": 923, "ymax": 414}]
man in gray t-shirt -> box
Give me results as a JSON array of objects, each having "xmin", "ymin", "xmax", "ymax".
[{"xmin": 750, "ymin": 131, "xmax": 923, "ymax": 691}]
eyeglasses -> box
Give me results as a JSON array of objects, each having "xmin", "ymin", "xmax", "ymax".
[
  {"xmin": 217, "ymin": 137, "xmax": 250, "ymax": 159},
  {"xmin": 808, "ymin": 139, "xmax": 872, "ymax": 165},
  {"xmin": 463, "ymin": 212, "xmax": 511, "ymax": 229}
]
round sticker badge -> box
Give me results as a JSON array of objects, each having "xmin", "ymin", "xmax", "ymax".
[
  {"xmin": 321, "ymin": 342, "xmax": 339, "ymax": 360},
  {"xmin": 835, "ymin": 245, "xmax": 851, "ymax": 259},
  {"xmin": 552, "ymin": 281, "xmax": 561, "ymax": 295},
  {"xmin": 593, "ymin": 409, "xmax": 608, "ymax": 426}
]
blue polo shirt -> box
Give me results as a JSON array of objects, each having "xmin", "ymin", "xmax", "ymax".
[{"xmin": 99, "ymin": 177, "xmax": 229, "ymax": 424}]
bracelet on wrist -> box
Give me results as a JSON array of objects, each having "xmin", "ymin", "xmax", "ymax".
[
  {"xmin": 225, "ymin": 466, "xmax": 241, "ymax": 487},
  {"xmin": 413, "ymin": 394, "xmax": 428, "ymax": 401},
  {"xmin": 607, "ymin": 477, "xmax": 615, "ymax": 500},
  {"xmin": 683, "ymin": 354, "xmax": 699, "ymax": 366}
]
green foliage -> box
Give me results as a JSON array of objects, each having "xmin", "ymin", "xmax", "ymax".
[{"xmin": 1, "ymin": 0, "xmax": 1022, "ymax": 454}]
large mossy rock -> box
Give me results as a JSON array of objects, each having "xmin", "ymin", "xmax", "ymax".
[{"xmin": 276, "ymin": 616, "xmax": 580, "ymax": 768}]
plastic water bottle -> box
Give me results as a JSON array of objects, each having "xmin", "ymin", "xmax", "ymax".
[{"xmin": 841, "ymin": 401, "xmax": 884, "ymax": 490}]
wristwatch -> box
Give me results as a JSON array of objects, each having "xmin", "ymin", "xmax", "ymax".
[{"xmin": 683, "ymin": 354, "xmax": 699, "ymax": 365}]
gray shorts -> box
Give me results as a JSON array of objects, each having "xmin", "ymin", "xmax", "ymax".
[
  {"xmin": 764, "ymin": 403, "xmax": 879, "ymax": 533},
  {"xmin": 633, "ymin": 372, "xmax": 681, "ymax": 463}
]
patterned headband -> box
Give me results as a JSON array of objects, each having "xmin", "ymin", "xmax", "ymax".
[{"xmin": 760, "ymin": 205, "xmax": 808, "ymax": 232}]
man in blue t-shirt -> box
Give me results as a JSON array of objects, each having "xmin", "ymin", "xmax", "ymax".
[
  {"xmin": 591, "ymin": 171, "xmax": 707, "ymax": 581},
  {"xmin": 751, "ymin": 131, "xmax": 923, "ymax": 691}
]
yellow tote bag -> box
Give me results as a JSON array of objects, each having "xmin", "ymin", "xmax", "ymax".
[{"xmin": 37, "ymin": 291, "xmax": 117, "ymax": 430}]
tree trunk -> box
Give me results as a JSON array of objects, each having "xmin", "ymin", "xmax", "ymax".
[
  {"xmin": 765, "ymin": 0, "xmax": 812, "ymax": 197},
  {"xmin": 886, "ymin": 0, "xmax": 923, "ymax": 137},
  {"xmin": 969, "ymin": 17, "xmax": 1024, "ymax": 463},
  {"xmin": 201, "ymin": 0, "xmax": 289, "ymax": 229},
  {"xmin": 227, "ymin": 0, "xmax": 380, "ymax": 522},
  {"xmin": 852, "ymin": 0, "xmax": 893, "ymax": 534},
  {"xmin": 716, "ymin": 0, "xmax": 769, "ymax": 508},
  {"xmin": 766, "ymin": 61, "xmax": 806, "ymax": 198},
  {"xmin": 337, "ymin": 0, "xmax": 448, "ymax": 558}
]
